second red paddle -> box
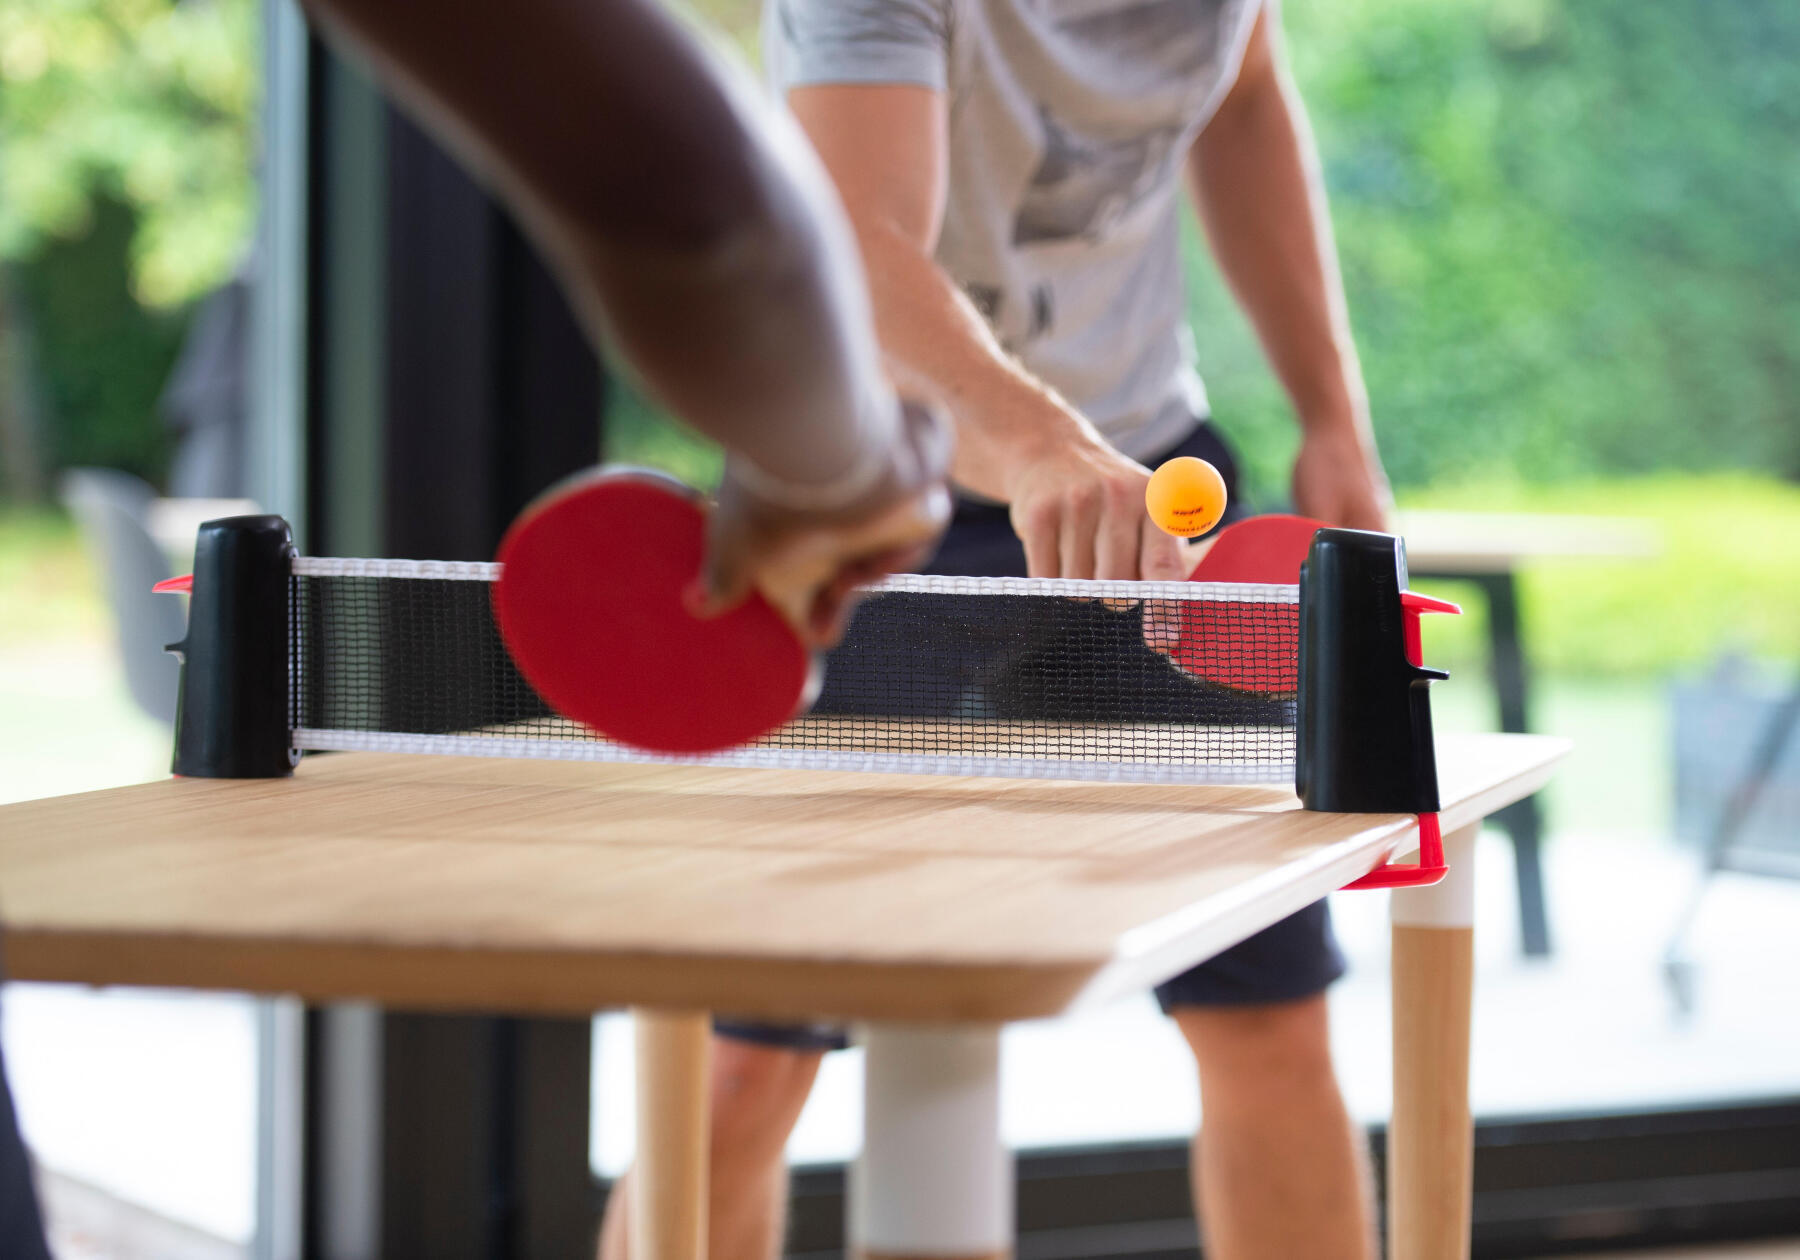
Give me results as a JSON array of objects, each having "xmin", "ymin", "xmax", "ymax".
[{"xmin": 1147, "ymin": 513, "xmax": 1325, "ymax": 694}]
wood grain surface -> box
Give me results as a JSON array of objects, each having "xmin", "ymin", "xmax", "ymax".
[
  {"xmin": 1389, "ymin": 920, "xmax": 1476, "ymax": 1260},
  {"xmin": 0, "ymin": 732, "xmax": 1565, "ymax": 1022}
]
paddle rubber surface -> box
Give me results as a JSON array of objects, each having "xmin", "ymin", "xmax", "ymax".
[
  {"xmin": 492, "ymin": 471, "xmax": 812, "ymax": 754},
  {"xmin": 1157, "ymin": 514, "xmax": 1324, "ymax": 694}
]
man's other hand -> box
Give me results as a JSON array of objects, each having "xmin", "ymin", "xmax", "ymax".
[{"xmin": 1291, "ymin": 428, "xmax": 1392, "ymax": 532}]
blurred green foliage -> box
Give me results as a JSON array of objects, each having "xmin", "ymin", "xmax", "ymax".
[
  {"xmin": 13, "ymin": 197, "xmax": 183, "ymax": 481},
  {"xmin": 2, "ymin": 0, "xmax": 1792, "ymax": 559},
  {"xmin": 607, "ymin": 381, "xmax": 727, "ymax": 491},
  {"xmin": 1, "ymin": 0, "xmax": 256, "ymax": 490},
  {"xmin": 1406, "ymin": 473, "xmax": 1799, "ymax": 676},
  {"xmin": 611, "ymin": 0, "xmax": 1800, "ymax": 684},
  {"xmin": 0, "ymin": 0, "xmax": 258, "ymax": 308},
  {"xmin": 626, "ymin": 0, "xmax": 1800, "ymax": 508},
  {"xmin": 1201, "ymin": 0, "xmax": 1800, "ymax": 499},
  {"xmin": 0, "ymin": 504, "xmax": 99, "ymax": 645}
]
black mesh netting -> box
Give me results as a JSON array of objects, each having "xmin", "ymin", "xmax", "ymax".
[{"xmin": 290, "ymin": 573, "xmax": 1299, "ymax": 782}]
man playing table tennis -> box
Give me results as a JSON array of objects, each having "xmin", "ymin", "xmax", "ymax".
[{"xmin": 602, "ymin": 2, "xmax": 1393, "ymax": 1257}]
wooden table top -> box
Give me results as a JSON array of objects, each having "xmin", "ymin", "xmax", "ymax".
[{"xmin": 0, "ymin": 732, "xmax": 1566, "ymax": 1023}]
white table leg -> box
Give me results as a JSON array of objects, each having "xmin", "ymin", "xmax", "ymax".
[
  {"xmin": 632, "ymin": 1008, "xmax": 711, "ymax": 1260},
  {"xmin": 853, "ymin": 1023, "xmax": 1011, "ymax": 1260},
  {"xmin": 1388, "ymin": 822, "xmax": 1480, "ymax": 1260}
]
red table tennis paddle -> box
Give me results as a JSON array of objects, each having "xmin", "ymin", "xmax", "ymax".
[
  {"xmin": 492, "ymin": 469, "xmax": 816, "ymax": 754},
  {"xmin": 1147, "ymin": 513, "xmax": 1324, "ymax": 694},
  {"xmin": 1185, "ymin": 512, "xmax": 1323, "ymax": 585}
]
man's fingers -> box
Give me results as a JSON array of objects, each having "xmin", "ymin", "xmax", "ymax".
[
  {"xmin": 1135, "ymin": 522, "xmax": 1190, "ymax": 647},
  {"xmin": 690, "ymin": 525, "xmax": 755, "ymax": 619},
  {"xmin": 1059, "ymin": 490, "xmax": 1101, "ymax": 580},
  {"xmin": 1016, "ymin": 502, "xmax": 1060, "ymax": 579},
  {"xmin": 1142, "ymin": 599, "xmax": 1182, "ymax": 654},
  {"xmin": 1096, "ymin": 496, "xmax": 1140, "ymax": 581},
  {"xmin": 697, "ymin": 391, "xmax": 952, "ymax": 639},
  {"xmin": 806, "ymin": 576, "xmax": 863, "ymax": 648},
  {"xmin": 803, "ymin": 538, "xmax": 939, "ymax": 646},
  {"xmin": 1138, "ymin": 520, "xmax": 1188, "ymax": 582}
]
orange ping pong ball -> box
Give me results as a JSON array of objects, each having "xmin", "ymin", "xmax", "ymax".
[{"xmin": 1145, "ymin": 456, "xmax": 1228, "ymax": 538}]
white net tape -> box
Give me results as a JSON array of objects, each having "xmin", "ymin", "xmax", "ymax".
[{"xmin": 291, "ymin": 555, "xmax": 1297, "ymax": 605}]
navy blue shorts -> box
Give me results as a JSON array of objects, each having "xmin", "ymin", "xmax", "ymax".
[{"xmin": 714, "ymin": 424, "xmax": 1346, "ymax": 1053}]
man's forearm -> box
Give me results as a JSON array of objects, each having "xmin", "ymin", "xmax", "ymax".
[
  {"xmin": 300, "ymin": 0, "xmax": 895, "ymax": 495},
  {"xmin": 1186, "ymin": 24, "xmax": 1369, "ymax": 439},
  {"xmin": 787, "ymin": 80, "xmax": 1191, "ymax": 578},
  {"xmin": 788, "ymin": 82, "xmax": 1127, "ymax": 504},
  {"xmin": 854, "ymin": 218, "xmax": 1101, "ymax": 500}
]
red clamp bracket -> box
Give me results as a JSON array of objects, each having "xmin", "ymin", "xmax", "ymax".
[
  {"xmin": 1342, "ymin": 590, "xmax": 1460, "ymax": 891},
  {"xmin": 1397, "ymin": 590, "xmax": 1459, "ymax": 670},
  {"xmin": 1343, "ymin": 810, "xmax": 1447, "ymax": 889},
  {"xmin": 153, "ymin": 575, "xmax": 194, "ymax": 594}
]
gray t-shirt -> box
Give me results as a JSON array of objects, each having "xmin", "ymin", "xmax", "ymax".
[{"xmin": 766, "ymin": 0, "xmax": 1263, "ymax": 461}]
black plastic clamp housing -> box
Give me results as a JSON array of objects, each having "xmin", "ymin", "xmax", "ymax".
[
  {"xmin": 1296, "ymin": 528, "xmax": 1446, "ymax": 815},
  {"xmin": 167, "ymin": 515, "xmax": 300, "ymax": 778}
]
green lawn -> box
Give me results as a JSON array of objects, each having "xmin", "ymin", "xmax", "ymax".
[
  {"xmin": 0, "ymin": 506, "xmax": 167, "ymax": 804},
  {"xmin": 1401, "ymin": 473, "xmax": 1799, "ymax": 678},
  {"xmin": 1433, "ymin": 671, "xmax": 1671, "ymax": 840},
  {"xmin": 0, "ymin": 506, "xmax": 104, "ymax": 648}
]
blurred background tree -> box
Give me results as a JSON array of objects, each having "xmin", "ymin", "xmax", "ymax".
[
  {"xmin": 620, "ymin": 0, "xmax": 1800, "ymax": 504},
  {"xmin": 0, "ymin": 0, "xmax": 257, "ymax": 496},
  {"xmin": 1191, "ymin": 0, "xmax": 1800, "ymax": 499},
  {"xmin": 599, "ymin": 0, "xmax": 1800, "ymax": 677}
]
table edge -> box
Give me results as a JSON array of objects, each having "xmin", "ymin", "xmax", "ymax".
[{"xmin": 1, "ymin": 735, "xmax": 1572, "ymax": 1024}]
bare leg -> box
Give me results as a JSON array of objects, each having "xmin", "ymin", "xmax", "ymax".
[
  {"xmin": 600, "ymin": 1038, "xmax": 826, "ymax": 1260},
  {"xmin": 1174, "ymin": 995, "xmax": 1375, "ymax": 1260}
]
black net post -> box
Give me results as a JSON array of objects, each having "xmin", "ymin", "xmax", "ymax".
[
  {"xmin": 1296, "ymin": 528, "xmax": 1447, "ymax": 814},
  {"xmin": 168, "ymin": 515, "xmax": 301, "ymax": 778}
]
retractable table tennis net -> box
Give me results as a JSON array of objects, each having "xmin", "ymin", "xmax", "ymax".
[{"xmin": 287, "ymin": 560, "xmax": 1300, "ymax": 786}]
